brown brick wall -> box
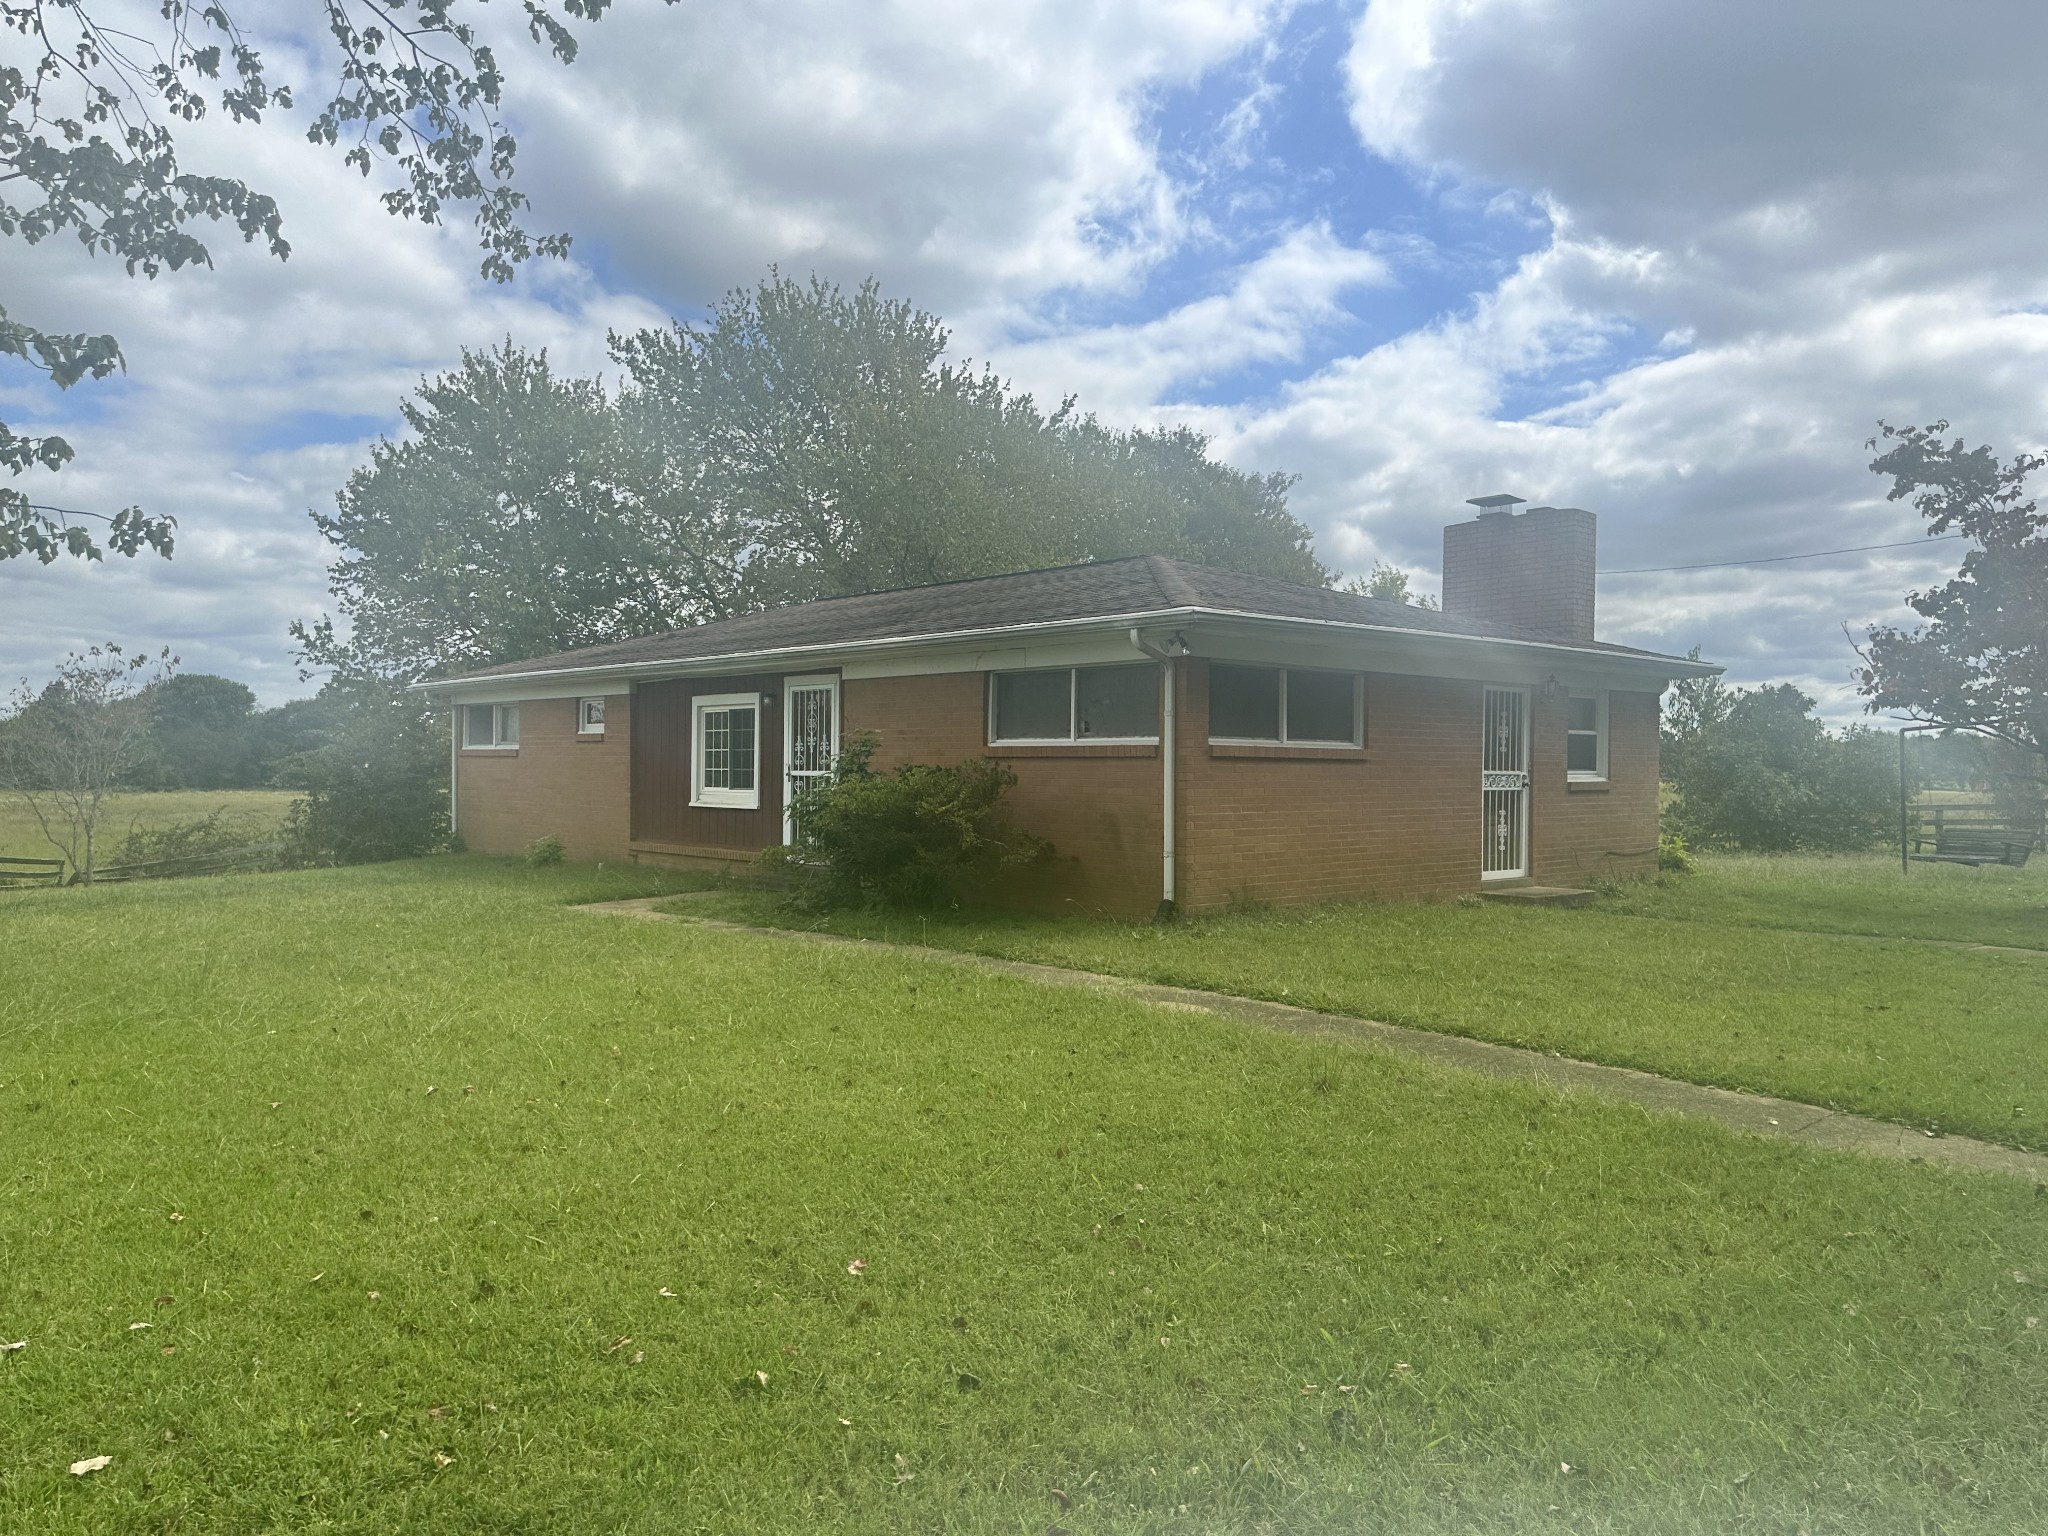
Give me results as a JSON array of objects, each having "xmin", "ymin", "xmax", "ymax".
[
  {"xmin": 844, "ymin": 673, "xmax": 1165, "ymax": 917},
  {"xmin": 1176, "ymin": 663, "xmax": 1483, "ymax": 911},
  {"xmin": 454, "ymin": 694, "xmax": 631, "ymax": 861},
  {"xmin": 1529, "ymin": 688, "xmax": 1662, "ymax": 886}
]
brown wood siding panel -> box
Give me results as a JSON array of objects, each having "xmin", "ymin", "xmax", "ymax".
[{"xmin": 630, "ymin": 674, "xmax": 787, "ymax": 851}]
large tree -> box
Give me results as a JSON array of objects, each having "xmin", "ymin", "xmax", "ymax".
[
  {"xmin": 1858, "ymin": 421, "xmax": 2047, "ymax": 767},
  {"xmin": 300, "ymin": 272, "xmax": 1330, "ymax": 682},
  {"xmin": 3, "ymin": 0, "xmax": 643, "ymax": 565}
]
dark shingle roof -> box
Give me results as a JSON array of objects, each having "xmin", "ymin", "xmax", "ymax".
[{"xmin": 440, "ymin": 554, "xmax": 1694, "ymax": 684}]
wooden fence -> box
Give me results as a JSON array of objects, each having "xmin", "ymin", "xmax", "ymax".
[{"xmin": 0, "ymin": 843, "xmax": 284, "ymax": 888}]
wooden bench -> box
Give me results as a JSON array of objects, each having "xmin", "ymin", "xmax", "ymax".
[
  {"xmin": 1910, "ymin": 829, "xmax": 2035, "ymax": 867},
  {"xmin": 0, "ymin": 856, "xmax": 66, "ymax": 888}
]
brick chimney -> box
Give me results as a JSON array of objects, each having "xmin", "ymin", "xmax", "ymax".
[{"xmin": 1442, "ymin": 495, "xmax": 1596, "ymax": 641}]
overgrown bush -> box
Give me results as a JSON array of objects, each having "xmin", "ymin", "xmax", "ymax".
[
  {"xmin": 112, "ymin": 808, "xmax": 283, "ymax": 874},
  {"xmin": 525, "ymin": 834, "xmax": 566, "ymax": 868},
  {"xmin": 1663, "ymin": 676, "xmax": 1895, "ymax": 852},
  {"xmin": 768, "ymin": 734, "xmax": 1051, "ymax": 910},
  {"xmin": 1657, "ymin": 830, "xmax": 1696, "ymax": 874},
  {"xmin": 275, "ymin": 679, "xmax": 449, "ymax": 865}
]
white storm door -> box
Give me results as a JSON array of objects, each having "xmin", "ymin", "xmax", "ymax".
[
  {"xmin": 783, "ymin": 676, "xmax": 840, "ymax": 843},
  {"xmin": 1481, "ymin": 686, "xmax": 1530, "ymax": 881}
]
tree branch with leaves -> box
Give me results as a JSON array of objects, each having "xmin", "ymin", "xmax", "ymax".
[{"xmin": 1, "ymin": 0, "xmax": 657, "ymax": 563}]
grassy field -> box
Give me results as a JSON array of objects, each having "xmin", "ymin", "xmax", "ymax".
[
  {"xmin": 3, "ymin": 858, "xmax": 2046, "ymax": 1532},
  {"xmin": 0, "ymin": 789, "xmax": 298, "ymax": 870},
  {"xmin": 676, "ymin": 854, "xmax": 2048, "ymax": 1151}
]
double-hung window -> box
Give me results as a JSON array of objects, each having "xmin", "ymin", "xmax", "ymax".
[
  {"xmin": 462, "ymin": 703, "xmax": 520, "ymax": 749},
  {"xmin": 989, "ymin": 664, "xmax": 1159, "ymax": 744},
  {"xmin": 692, "ymin": 693, "xmax": 760, "ymax": 808},
  {"xmin": 577, "ymin": 697, "xmax": 606, "ymax": 736},
  {"xmin": 1208, "ymin": 665, "xmax": 1362, "ymax": 746},
  {"xmin": 1566, "ymin": 693, "xmax": 1607, "ymax": 780}
]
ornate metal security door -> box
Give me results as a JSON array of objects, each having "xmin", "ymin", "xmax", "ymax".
[
  {"xmin": 783, "ymin": 676, "xmax": 840, "ymax": 844},
  {"xmin": 1481, "ymin": 686, "xmax": 1529, "ymax": 880}
]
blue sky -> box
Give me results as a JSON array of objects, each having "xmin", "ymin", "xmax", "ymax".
[{"xmin": 4, "ymin": 0, "xmax": 2045, "ymax": 715}]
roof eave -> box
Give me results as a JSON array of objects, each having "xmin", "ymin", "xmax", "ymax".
[{"xmin": 415, "ymin": 605, "xmax": 1719, "ymax": 696}]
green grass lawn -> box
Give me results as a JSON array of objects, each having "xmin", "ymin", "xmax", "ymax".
[
  {"xmin": 3, "ymin": 858, "xmax": 2047, "ymax": 1533},
  {"xmin": 676, "ymin": 854, "xmax": 2048, "ymax": 1152},
  {"xmin": 0, "ymin": 789, "xmax": 299, "ymax": 870},
  {"xmin": 1600, "ymin": 850, "xmax": 2048, "ymax": 949}
]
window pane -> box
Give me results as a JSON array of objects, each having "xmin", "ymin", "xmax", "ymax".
[
  {"xmin": 1077, "ymin": 664, "xmax": 1157, "ymax": 739},
  {"xmin": 498, "ymin": 706, "xmax": 519, "ymax": 745},
  {"xmin": 702, "ymin": 708, "xmax": 730, "ymax": 787},
  {"xmin": 1567, "ymin": 696, "xmax": 1598, "ymax": 732},
  {"xmin": 1286, "ymin": 671, "xmax": 1356, "ymax": 744},
  {"xmin": 993, "ymin": 670, "xmax": 1072, "ymax": 740},
  {"xmin": 1209, "ymin": 665, "xmax": 1280, "ymax": 740},
  {"xmin": 581, "ymin": 698, "xmax": 605, "ymax": 729},
  {"xmin": 1567, "ymin": 732, "xmax": 1600, "ymax": 774},
  {"xmin": 726, "ymin": 706, "xmax": 756, "ymax": 791},
  {"xmin": 464, "ymin": 705, "xmax": 494, "ymax": 747}
]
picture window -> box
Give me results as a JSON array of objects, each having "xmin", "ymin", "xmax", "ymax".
[
  {"xmin": 989, "ymin": 665, "xmax": 1158, "ymax": 744},
  {"xmin": 1208, "ymin": 665, "xmax": 1362, "ymax": 747},
  {"xmin": 463, "ymin": 703, "xmax": 519, "ymax": 749}
]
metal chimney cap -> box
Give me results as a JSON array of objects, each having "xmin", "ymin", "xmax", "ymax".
[{"xmin": 1466, "ymin": 493, "xmax": 1528, "ymax": 510}]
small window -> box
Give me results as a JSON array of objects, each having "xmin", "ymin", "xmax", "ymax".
[
  {"xmin": 1209, "ymin": 666, "xmax": 1361, "ymax": 746},
  {"xmin": 577, "ymin": 697, "xmax": 606, "ymax": 736},
  {"xmin": 463, "ymin": 703, "xmax": 519, "ymax": 749},
  {"xmin": 692, "ymin": 693, "xmax": 760, "ymax": 809},
  {"xmin": 1567, "ymin": 693, "xmax": 1606, "ymax": 779},
  {"xmin": 990, "ymin": 665, "xmax": 1158, "ymax": 744}
]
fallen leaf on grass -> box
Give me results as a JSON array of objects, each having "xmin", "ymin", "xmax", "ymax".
[
  {"xmin": 838, "ymin": 1417, "xmax": 853, "ymax": 1428},
  {"xmin": 367, "ymin": 1292, "xmax": 381, "ymax": 1302},
  {"xmin": 604, "ymin": 1336, "xmax": 632, "ymax": 1355},
  {"xmin": 432, "ymin": 1451, "xmax": 454, "ymax": 1469},
  {"xmin": 427, "ymin": 1406, "xmax": 448, "ymax": 1420},
  {"xmin": 426, "ymin": 1086, "xmax": 438, "ymax": 1096},
  {"xmin": 1050, "ymin": 1488, "xmax": 1073, "ymax": 1510},
  {"xmin": 755, "ymin": 1370, "xmax": 769, "ymax": 1388},
  {"xmin": 629, "ymin": 1351, "xmax": 645, "ymax": 1365},
  {"xmin": 2027, "ymin": 1317, "xmax": 2039, "ymax": 1330},
  {"xmin": 69, "ymin": 1456, "xmax": 112, "ymax": 1477},
  {"xmin": 153, "ymin": 1295, "xmax": 173, "ymax": 1309},
  {"xmin": 3, "ymin": 1340, "xmax": 27, "ymax": 1354},
  {"xmin": 160, "ymin": 1346, "xmax": 176, "ymax": 1356},
  {"xmin": 309, "ymin": 1273, "xmax": 324, "ymax": 1284},
  {"xmin": 846, "ymin": 1259, "xmax": 867, "ymax": 1276},
  {"xmin": 168, "ymin": 1213, "xmax": 184, "ymax": 1223},
  {"xmin": 128, "ymin": 1321, "xmax": 153, "ymax": 1332},
  {"xmin": 658, "ymin": 1288, "xmax": 676, "ymax": 1299}
]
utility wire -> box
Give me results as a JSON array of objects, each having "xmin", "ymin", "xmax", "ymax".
[{"xmin": 1598, "ymin": 533, "xmax": 1966, "ymax": 576}]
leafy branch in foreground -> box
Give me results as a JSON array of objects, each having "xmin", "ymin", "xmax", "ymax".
[
  {"xmin": 1857, "ymin": 420, "xmax": 2047, "ymax": 765},
  {"xmin": 1, "ymin": 0, "xmax": 653, "ymax": 563}
]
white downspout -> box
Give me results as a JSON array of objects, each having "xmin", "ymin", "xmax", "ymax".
[
  {"xmin": 1131, "ymin": 629, "xmax": 1180, "ymax": 919},
  {"xmin": 448, "ymin": 706, "xmax": 459, "ymax": 840}
]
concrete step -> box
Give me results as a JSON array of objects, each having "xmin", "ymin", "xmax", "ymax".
[{"xmin": 1478, "ymin": 884, "xmax": 1597, "ymax": 909}]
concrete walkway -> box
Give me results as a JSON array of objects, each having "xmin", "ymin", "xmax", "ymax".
[{"xmin": 580, "ymin": 896, "xmax": 2048, "ymax": 1184}]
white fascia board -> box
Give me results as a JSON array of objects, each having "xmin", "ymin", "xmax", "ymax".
[{"xmin": 414, "ymin": 606, "xmax": 1718, "ymax": 700}]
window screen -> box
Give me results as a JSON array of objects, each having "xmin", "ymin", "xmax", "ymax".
[
  {"xmin": 496, "ymin": 705, "xmax": 519, "ymax": 746},
  {"xmin": 1567, "ymin": 695, "xmax": 1602, "ymax": 775},
  {"xmin": 700, "ymin": 705, "xmax": 756, "ymax": 791},
  {"xmin": 1077, "ymin": 665, "xmax": 1157, "ymax": 739},
  {"xmin": 1208, "ymin": 665, "xmax": 1281, "ymax": 740},
  {"xmin": 992, "ymin": 670, "xmax": 1073, "ymax": 741},
  {"xmin": 1285, "ymin": 670, "xmax": 1357, "ymax": 744},
  {"xmin": 463, "ymin": 704, "xmax": 495, "ymax": 747}
]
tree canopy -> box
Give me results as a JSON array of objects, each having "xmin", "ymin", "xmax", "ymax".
[
  {"xmin": 301, "ymin": 273, "xmax": 1330, "ymax": 681},
  {"xmin": 1858, "ymin": 421, "xmax": 2046, "ymax": 764},
  {"xmin": 3, "ymin": 0, "xmax": 636, "ymax": 564}
]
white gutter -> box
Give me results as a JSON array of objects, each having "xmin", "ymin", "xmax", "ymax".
[
  {"xmin": 1130, "ymin": 628, "xmax": 1186, "ymax": 918},
  {"xmin": 414, "ymin": 605, "xmax": 1719, "ymax": 698}
]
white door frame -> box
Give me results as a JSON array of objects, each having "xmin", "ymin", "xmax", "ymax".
[
  {"xmin": 782, "ymin": 674, "xmax": 841, "ymax": 843},
  {"xmin": 1480, "ymin": 685, "xmax": 1530, "ymax": 881}
]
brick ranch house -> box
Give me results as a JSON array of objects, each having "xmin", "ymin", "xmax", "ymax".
[{"xmin": 423, "ymin": 501, "xmax": 1719, "ymax": 917}]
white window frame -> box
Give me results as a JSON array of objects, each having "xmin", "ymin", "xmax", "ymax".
[
  {"xmin": 691, "ymin": 692, "xmax": 763, "ymax": 810},
  {"xmin": 987, "ymin": 665, "xmax": 1160, "ymax": 746},
  {"xmin": 1207, "ymin": 667, "xmax": 1365, "ymax": 748},
  {"xmin": 462, "ymin": 703, "xmax": 520, "ymax": 750},
  {"xmin": 1566, "ymin": 691, "xmax": 1609, "ymax": 782},
  {"xmin": 576, "ymin": 697, "xmax": 606, "ymax": 736}
]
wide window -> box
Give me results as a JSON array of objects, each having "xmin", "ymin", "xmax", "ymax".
[
  {"xmin": 1567, "ymin": 693, "xmax": 1607, "ymax": 780},
  {"xmin": 990, "ymin": 665, "xmax": 1158, "ymax": 744},
  {"xmin": 1208, "ymin": 665, "xmax": 1361, "ymax": 746},
  {"xmin": 463, "ymin": 703, "xmax": 519, "ymax": 749},
  {"xmin": 577, "ymin": 697, "xmax": 606, "ymax": 736},
  {"xmin": 692, "ymin": 693, "xmax": 760, "ymax": 808}
]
